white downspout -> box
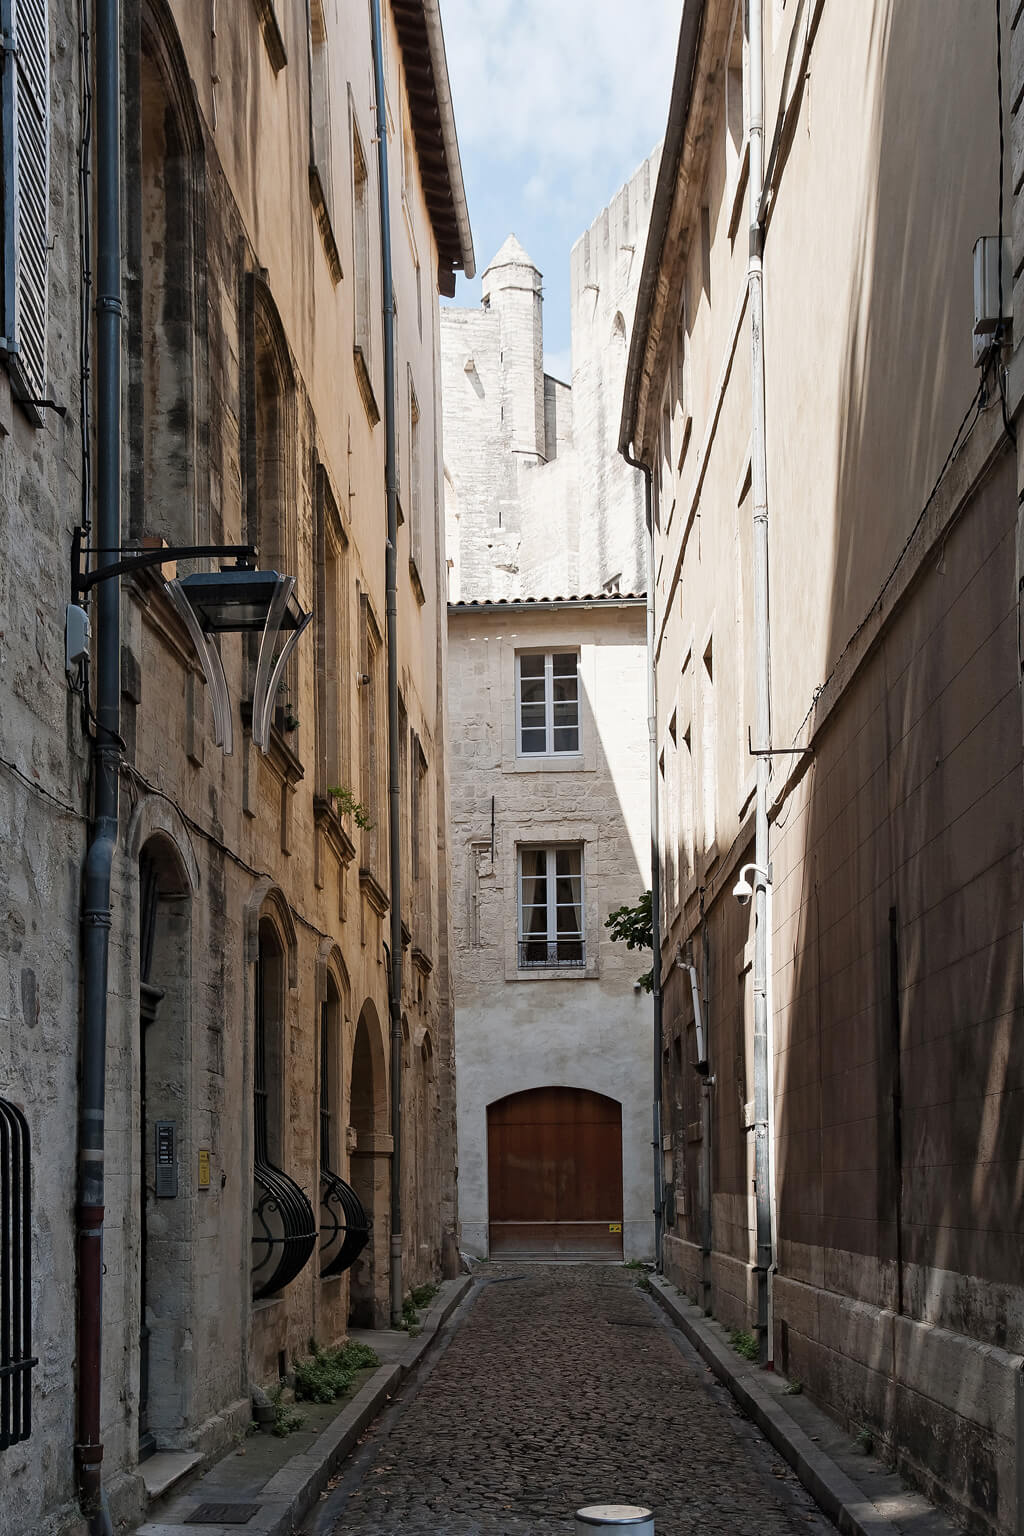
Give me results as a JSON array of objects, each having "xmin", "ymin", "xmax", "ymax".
[{"xmin": 747, "ymin": 0, "xmax": 776, "ymax": 1367}]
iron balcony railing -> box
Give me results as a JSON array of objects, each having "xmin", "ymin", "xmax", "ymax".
[
  {"xmin": 251, "ymin": 1161, "xmax": 318, "ymax": 1301},
  {"xmin": 1, "ymin": 1098, "xmax": 36, "ymax": 1450},
  {"xmin": 517, "ymin": 938, "xmax": 585, "ymax": 969},
  {"xmin": 319, "ymin": 1167, "xmax": 371, "ymax": 1278}
]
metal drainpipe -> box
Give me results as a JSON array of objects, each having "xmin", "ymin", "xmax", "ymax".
[
  {"xmin": 368, "ymin": 0, "xmax": 404, "ymax": 1329},
  {"xmin": 747, "ymin": 0, "xmax": 775, "ymax": 1367},
  {"xmin": 623, "ymin": 451, "xmax": 663, "ymax": 1267},
  {"xmin": 76, "ymin": 0, "xmax": 121, "ymax": 1525}
]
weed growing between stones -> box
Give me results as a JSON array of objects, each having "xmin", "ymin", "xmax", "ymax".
[
  {"xmin": 268, "ymin": 1382, "xmax": 306, "ymax": 1436},
  {"xmin": 730, "ymin": 1329, "xmax": 759, "ymax": 1361},
  {"xmin": 293, "ymin": 1339, "xmax": 381, "ymax": 1404},
  {"xmin": 401, "ymin": 1281, "xmax": 440, "ymax": 1331}
]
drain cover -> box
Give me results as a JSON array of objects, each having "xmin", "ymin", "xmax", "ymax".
[
  {"xmin": 185, "ymin": 1504, "xmax": 261, "ymax": 1525},
  {"xmin": 606, "ymin": 1317, "xmax": 654, "ymax": 1327}
]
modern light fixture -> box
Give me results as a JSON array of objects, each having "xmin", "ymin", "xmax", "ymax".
[{"xmin": 71, "ymin": 535, "xmax": 312, "ymax": 756}]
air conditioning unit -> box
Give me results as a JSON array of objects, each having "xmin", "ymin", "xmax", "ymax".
[{"xmin": 973, "ymin": 236, "xmax": 1012, "ymax": 365}]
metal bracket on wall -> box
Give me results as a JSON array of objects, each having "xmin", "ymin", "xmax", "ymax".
[{"xmin": 747, "ymin": 728, "xmax": 813, "ymax": 758}]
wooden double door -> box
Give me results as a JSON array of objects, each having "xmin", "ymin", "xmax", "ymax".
[{"xmin": 487, "ymin": 1087, "xmax": 623, "ymax": 1259}]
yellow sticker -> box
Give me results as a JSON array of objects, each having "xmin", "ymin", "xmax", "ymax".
[
  {"xmin": 609, "ymin": 1222, "xmax": 622, "ymax": 1233},
  {"xmin": 198, "ymin": 1148, "xmax": 211, "ymax": 1189}
]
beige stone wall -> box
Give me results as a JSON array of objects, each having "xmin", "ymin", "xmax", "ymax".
[
  {"xmin": 0, "ymin": 1, "xmax": 460, "ymax": 1530},
  {"xmin": 448, "ymin": 603, "xmax": 654, "ymax": 1260},
  {"xmin": 633, "ymin": 1, "xmax": 1024, "ymax": 1530}
]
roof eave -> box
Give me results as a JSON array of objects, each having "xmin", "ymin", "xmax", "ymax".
[{"xmin": 618, "ymin": 0, "xmax": 707, "ymax": 462}]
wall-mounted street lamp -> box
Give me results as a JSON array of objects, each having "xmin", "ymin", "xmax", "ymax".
[{"xmin": 70, "ymin": 534, "xmax": 312, "ymax": 755}]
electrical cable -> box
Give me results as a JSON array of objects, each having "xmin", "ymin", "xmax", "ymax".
[
  {"xmin": 995, "ymin": 0, "xmax": 1016, "ymax": 443},
  {"xmin": 120, "ymin": 761, "xmax": 331, "ymax": 942},
  {"xmin": 78, "ymin": 0, "xmax": 94, "ymax": 546},
  {"xmin": 795, "ymin": 365, "xmax": 990, "ymax": 743},
  {"xmin": 0, "ymin": 753, "xmax": 84, "ymax": 820}
]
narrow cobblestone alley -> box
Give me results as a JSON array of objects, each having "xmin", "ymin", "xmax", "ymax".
[{"xmin": 308, "ymin": 1266, "xmax": 836, "ymax": 1536}]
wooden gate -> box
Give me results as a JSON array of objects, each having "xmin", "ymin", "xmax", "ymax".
[{"xmin": 487, "ymin": 1087, "xmax": 623, "ymax": 1259}]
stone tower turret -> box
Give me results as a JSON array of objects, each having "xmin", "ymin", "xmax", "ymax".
[{"xmin": 481, "ymin": 235, "xmax": 545, "ymax": 465}]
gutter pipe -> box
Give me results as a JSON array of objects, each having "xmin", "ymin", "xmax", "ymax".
[
  {"xmin": 76, "ymin": 0, "xmax": 121, "ymax": 1526},
  {"xmin": 369, "ymin": 0, "xmax": 405, "ymax": 1330},
  {"xmin": 622, "ymin": 450, "xmax": 663, "ymax": 1267},
  {"xmin": 747, "ymin": 0, "xmax": 776, "ymax": 1368}
]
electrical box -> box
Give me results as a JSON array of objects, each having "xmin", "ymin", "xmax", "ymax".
[
  {"xmin": 65, "ymin": 603, "xmax": 91, "ymax": 671},
  {"xmin": 155, "ymin": 1120, "xmax": 178, "ymax": 1197},
  {"xmin": 973, "ymin": 236, "xmax": 1012, "ymax": 365}
]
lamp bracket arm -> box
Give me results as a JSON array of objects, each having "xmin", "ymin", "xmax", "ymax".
[{"xmin": 72, "ymin": 533, "xmax": 257, "ymax": 593}]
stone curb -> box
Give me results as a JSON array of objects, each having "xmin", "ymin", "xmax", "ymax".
[
  {"xmin": 648, "ymin": 1276, "xmax": 901, "ymax": 1536},
  {"xmin": 137, "ymin": 1273, "xmax": 475, "ymax": 1536}
]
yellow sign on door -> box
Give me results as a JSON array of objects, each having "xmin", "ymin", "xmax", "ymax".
[
  {"xmin": 609, "ymin": 1222, "xmax": 622, "ymax": 1233},
  {"xmin": 198, "ymin": 1148, "xmax": 211, "ymax": 1190}
]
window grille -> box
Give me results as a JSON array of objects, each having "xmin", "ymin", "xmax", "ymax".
[
  {"xmin": 518, "ymin": 846, "xmax": 585, "ymax": 967},
  {"xmin": 1, "ymin": 0, "xmax": 50, "ymax": 402},
  {"xmin": 516, "ymin": 652, "xmax": 580, "ymax": 756},
  {"xmin": 0, "ymin": 1096, "xmax": 35, "ymax": 1449}
]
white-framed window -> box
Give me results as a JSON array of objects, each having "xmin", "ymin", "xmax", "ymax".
[
  {"xmin": 517, "ymin": 845, "xmax": 584, "ymax": 968},
  {"xmin": 1, "ymin": 0, "xmax": 51, "ymax": 410},
  {"xmin": 516, "ymin": 651, "xmax": 580, "ymax": 756}
]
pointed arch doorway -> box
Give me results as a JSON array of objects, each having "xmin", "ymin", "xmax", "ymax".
[{"xmin": 487, "ymin": 1087, "xmax": 623, "ymax": 1259}]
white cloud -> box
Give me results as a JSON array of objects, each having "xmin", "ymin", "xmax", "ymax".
[
  {"xmin": 439, "ymin": 0, "xmax": 679, "ymax": 233},
  {"xmin": 437, "ymin": 0, "xmax": 681, "ymax": 352}
]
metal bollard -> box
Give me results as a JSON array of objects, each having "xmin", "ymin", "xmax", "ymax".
[{"xmin": 575, "ymin": 1506, "xmax": 654, "ymax": 1534}]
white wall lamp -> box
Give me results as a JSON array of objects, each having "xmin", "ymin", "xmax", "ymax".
[{"xmin": 70, "ymin": 534, "xmax": 312, "ymax": 756}]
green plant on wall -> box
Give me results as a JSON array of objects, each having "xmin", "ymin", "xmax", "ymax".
[
  {"xmin": 604, "ymin": 888, "xmax": 653, "ymax": 992},
  {"xmin": 328, "ymin": 785, "xmax": 374, "ymax": 831}
]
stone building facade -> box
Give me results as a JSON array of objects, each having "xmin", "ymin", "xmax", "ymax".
[
  {"xmin": 443, "ymin": 180, "xmax": 657, "ymax": 1264},
  {"xmin": 0, "ymin": 1, "xmax": 472, "ymax": 1531},
  {"xmin": 621, "ymin": 2, "xmax": 1023, "ymax": 1532}
]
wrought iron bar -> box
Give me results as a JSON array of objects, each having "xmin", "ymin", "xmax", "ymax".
[
  {"xmin": 319, "ymin": 1167, "xmax": 371, "ymax": 1278},
  {"xmin": 517, "ymin": 939, "xmax": 585, "ymax": 969},
  {"xmin": 0, "ymin": 1097, "xmax": 36, "ymax": 1449}
]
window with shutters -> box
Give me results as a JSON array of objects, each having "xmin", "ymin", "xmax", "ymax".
[{"xmin": 1, "ymin": 0, "xmax": 51, "ymax": 415}]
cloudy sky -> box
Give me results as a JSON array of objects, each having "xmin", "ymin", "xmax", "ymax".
[{"xmin": 439, "ymin": 0, "xmax": 682, "ymax": 382}]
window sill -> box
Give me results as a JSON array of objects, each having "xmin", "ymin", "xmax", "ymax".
[
  {"xmin": 309, "ymin": 165, "xmax": 343, "ymax": 284},
  {"xmin": 507, "ymin": 965, "xmax": 598, "ymax": 983},
  {"xmin": 353, "ymin": 344, "xmax": 380, "ymax": 427},
  {"xmin": 727, "ymin": 143, "xmax": 750, "ymax": 244},
  {"xmin": 251, "ymin": 0, "xmax": 286, "ymax": 71},
  {"xmin": 511, "ymin": 754, "xmax": 587, "ymax": 773}
]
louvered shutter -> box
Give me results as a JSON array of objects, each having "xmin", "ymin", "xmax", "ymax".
[{"xmin": 1, "ymin": 0, "xmax": 49, "ymax": 402}]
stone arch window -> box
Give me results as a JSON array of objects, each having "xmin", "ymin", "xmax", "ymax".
[
  {"xmin": 611, "ymin": 310, "xmax": 626, "ymax": 343},
  {"xmin": 129, "ymin": 1, "xmax": 206, "ymax": 544},
  {"xmin": 348, "ymin": 1000, "xmax": 388, "ymax": 1325},
  {"xmin": 136, "ymin": 830, "xmax": 194, "ymax": 1455},
  {"xmin": 251, "ymin": 906, "xmax": 316, "ymax": 1300},
  {"xmin": 318, "ymin": 958, "xmax": 369, "ymax": 1278},
  {"xmin": 244, "ymin": 278, "xmax": 301, "ymax": 737},
  {"xmin": 246, "ymin": 278, "xmax": 297, "ymax": 578}
]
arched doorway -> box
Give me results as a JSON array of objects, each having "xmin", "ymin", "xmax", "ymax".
[
  {"xmin": 348, "ymin": 1001, "xmax": 388, "ymax": 1325},
  {"xmin": 487, "ymin": 1088, "xmax": 623, "ymax": 1260},
  {"xmin": 137, "ymin": 835, "xmax": 193, "ymax": 1459}
]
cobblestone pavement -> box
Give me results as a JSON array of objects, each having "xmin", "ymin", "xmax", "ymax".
[{"xmin": 311, "ymin": 1264, "xmax": 836, "ymax": 1536}]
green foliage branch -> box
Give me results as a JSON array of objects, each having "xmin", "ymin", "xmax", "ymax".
[{"xmin": 604, "ymin": 888, "xmax": 653, "ymax": 992}]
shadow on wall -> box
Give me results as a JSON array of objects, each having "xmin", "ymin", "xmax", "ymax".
[{"xmin": 772, "ymin": 2, "xmax": 1022, "ymax": 1528}]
